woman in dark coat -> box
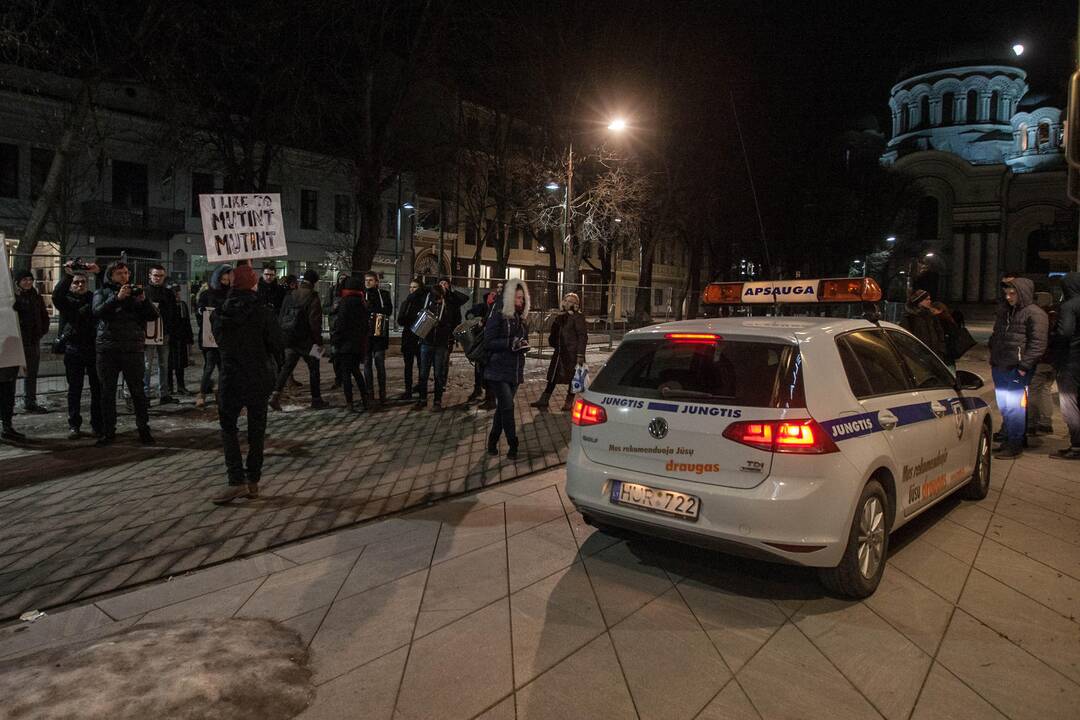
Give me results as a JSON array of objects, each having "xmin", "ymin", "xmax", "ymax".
[
  {"xmin": 484, "ymin": 279, "xmax": 530, "ymax": 459},
  {"xmin": 532, "ymin": 291, "xmax": 588, "ymax": 411},
  {"xmin": 331, "ymin": 275, "xmax": 370, "ymax": 412}
]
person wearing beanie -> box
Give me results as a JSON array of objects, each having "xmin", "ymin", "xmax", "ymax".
[
  {"xmin": 362, "ymin": 271, "xmax": 393, "ymax": 405},
  {"xmin": 13, "ymin": 269, "xmax": 50, "ymax": 413},
  {"xmin": 900, "ymin": 288, "xmax": 947, "ymax": 362},
  {"xmin": 209, "ymin": 262, "xmax": 284, "ymax": 504},
  {"xmin": 330, "ymin": 275, "xmax": 371, "ymax": 412},
  {"xmin": 532, "ymin": 291, "xmax": 588, "ymax": 412},
  {"xmin": 271, "ymin": 267, "xmax": 327, "ymax": 410},
  {"xmin": 195, "ymin": 265, "xmax": 233, "ymax": 409}
]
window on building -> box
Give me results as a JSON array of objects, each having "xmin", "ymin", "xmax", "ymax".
[
  {"xmin": 191, "ymin": 172, "xmax": 214, "ymax": 216},
  {"xmin": 522, "ymin": 228, "xmax": 532, "ymax": 250},
  {"xmin": 1019, "ymin": 123, "xmax": 1029, "ymax": 151},
  {"xmin": 30, "ymin": 147, "xmax": 53, "ymax": 202},
  {"xmin": 899, "ymin": 108, "xmax": 908, "ymax": 134},
  {"xmin": 508, "ymin": 224, "xmax": 519, "ymax": 249},
  {"xmin": 1037, "ymin": 122, "xmax": 1051, "ymax": 146},
  {"xmin": 112, "ymin": 160, "xmax": 148, "ymax": 207},
  {"xmin": 0, "ymin": 143, "xmax": 17, "ymax": 198},
  {"xmin": 916, "ymin": 196, "xmax": 939, "ymax": 240},
  {"xmin": 485, "ymin": 219, "xmax": 497, "ymax": 248},
  {"xmin": 507, "ymin": 266, "xmax": 525, "ymax": 280},
  {"xmin": 904, "ymin": 104, "xmax": 915, "ymax": 132},
  {"xmin": 919, "ymin": 96, "xmax": 930, "ymax": 128},
  {"xmin": 966, "ymin": 90, "xmax": 979, "ymax": 123},
  {"xmin": 300, "ymin": 189, "xmax": 318, "ymax": 229},
  {"xmin": 989, "ymin": 91, "xmax": 1001, "ymax": 123},
  {"xmin": 942, "ymin": 92, "xmax": 955, "ymax": 125},
  {"xmin": 334, "ymin": 194, "xmax": 352, "ymax": 233},
  {"xmin": 465, "ymin": 224, "xmax": 476, "ymax": 245}
]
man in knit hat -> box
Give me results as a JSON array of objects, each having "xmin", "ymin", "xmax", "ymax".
[
  {"xmin": 271, "ymin": 269, "xmax": 327, "ymax": 409},
  {"xmin": 532, "ymin": 291, "xmax": 588, "ymax": 411},
  {"xmin": 210, "ymin": 263, "xmax": 283, "ymax": 503},
  {"xmin": 13, "ymin": 269, "xmax": 50, "ymax": 412}
]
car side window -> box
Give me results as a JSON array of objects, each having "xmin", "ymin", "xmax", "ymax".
[
  {"xmin": 836, "ymin": 330, "xmax": 911, "ymax": 398},
  {"xmin": 886, "ymin": 330, "xmax": 955, "ymax": 390}
]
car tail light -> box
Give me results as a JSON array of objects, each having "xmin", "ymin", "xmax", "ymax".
[
  {"xmin": 665, "ymin": 332, "xmax": 722, "ymax": 344},
  {"xmin": 723, "ymin": 419, "xmax": 838, "ymax": 454},
  {"xmin": 571, "ymin": 399, "xmax": 607, "ymax": 426}
]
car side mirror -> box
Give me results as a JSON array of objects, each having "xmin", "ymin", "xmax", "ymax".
[{"xmin": 954, "ymin": 369, "xmax": 984, "ymax": 391}]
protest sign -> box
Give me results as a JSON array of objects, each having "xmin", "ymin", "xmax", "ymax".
[
  {"xmin": 201, "ymin": 308, "xmax": 217, "ymax": 349},
  {"xmin": 199, "ymin": 193, "xmax": 287, "ymax": 262},
  {"xmin": 145, "ymin": 302, "xmax": 164, "ymax": 345},
  {"xmin": 0, "ymin": 238, "xmax": 27, "ymax": 370}
]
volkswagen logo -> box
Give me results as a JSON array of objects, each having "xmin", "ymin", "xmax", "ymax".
[{"xmin": 647, "ymin": 417, "xmax": 668, "ymax": 440}]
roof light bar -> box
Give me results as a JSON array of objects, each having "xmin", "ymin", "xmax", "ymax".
[
  {"xmin": 700, "ymin": 277, "xmax": 883, "ymax": 305},
  {"xmin": 665, "ymin": 333, "xmax": 722, "ymax": 344}
]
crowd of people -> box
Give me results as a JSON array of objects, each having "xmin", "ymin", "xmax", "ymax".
[
  {"xmin": 900, "ymin": 272, "xmax": 1080, "ymax": 461},
  {"xmin": 2, "ymin": 261, "xmax": 592, "ymax": 501}
]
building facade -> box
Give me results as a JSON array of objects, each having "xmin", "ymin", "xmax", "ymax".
[{"xmin": 881, "ymin": 56, "xmax": 1074, "ymax": 302}]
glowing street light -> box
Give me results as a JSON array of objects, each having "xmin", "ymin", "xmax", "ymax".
[
  {"xmin": 1012, "ymin": 43, "xmax": 1025, "ymax": 57},
  {"xmin": 925, "ymin": 252, "xmax": 935, "ymax": 258},
  {"xmin": 545, "ymin": 181, "xmax": 560, "ymax": 191},
  {"xmin": 885, "ymin": 235, "xmax": 896, "ymax": 244},
  {"xmin": 607, "ymin": 118, "xmax": 627, "ymax": 132}
]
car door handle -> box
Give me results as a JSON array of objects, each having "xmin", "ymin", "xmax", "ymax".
[
  {"xmin": 878, "ymin": 410, "xmax": 899, "ymax": 431},
  {"xmin": 930, "ymin": 401, "xmax": 948, "ymax": 418}
]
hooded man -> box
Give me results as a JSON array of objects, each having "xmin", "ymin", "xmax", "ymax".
[
  {"xmin": 92, "ymin": 260, "xmax": 160, "ymax": 445},
  {"xmin": 1052, "ymin": 272, "xmax": 1080, "ymax": 460},
  {"xmin": 195, "ymin": 264, "xmax": 232, "ymax": 408},
  {"xmin": 53, "ymin": 261, "xmax": 103, "ymax": 438},
  {"xmin": 484, "ymin": 279, "xmax": 531, "ymax": 459},
  {"xmin": 210, "ymin": 264, "xmax": 284, "ymax": 504},
  {"xmin": 988, "ymin": 276, "xmax": 1049, "ymax": 458},
  {"xmin": 532, "ymin": 291, "xmax": 588, "ymax": 412},
  {"xmin": 13, "ymin": 269, "xmax": 50, "ymax": 412},
  {"xmin": 899, "ymin": 289, "xmax": 946, "ymax": 360},
  {"xmin": 271, "ymin": 269, "xmax": 327, "ymax": 409}
]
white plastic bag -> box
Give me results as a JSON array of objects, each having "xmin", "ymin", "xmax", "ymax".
[{"xmin": 571, "ymin": 364, "xmax": 589, "ymax": 394}]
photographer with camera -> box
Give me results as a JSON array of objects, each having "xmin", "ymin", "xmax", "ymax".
[
  {"xmin": 52, "ymin": 261, "xmax": 103, "ymax": 438},
  {"xmin": 144, "ymin": 264, "xmax": 178, "ymax": 405},
  {"xmin": 92, "ymin": 260, "xmax": 159, "ymax": 446},
  {"xmin": 13, "ymin": 269, "xmax": 50, "ymax": 413}
]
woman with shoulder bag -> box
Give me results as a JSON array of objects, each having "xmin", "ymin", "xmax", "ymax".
[
  {"xmin": 484, "ymin": 280, "xmax": 531, "ymax": 459},
  {"xmin": 532, "ymin": 292, "xmax": 588, "ymax": 412}
]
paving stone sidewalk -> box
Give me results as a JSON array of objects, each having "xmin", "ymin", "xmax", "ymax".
[
  {"xmin": 0, "ymin": 349, "xmax": 605, "ymax": 621},
  {"xmin": 3, "ymin": 449, "xmax": 1079, "ymax": 720}
]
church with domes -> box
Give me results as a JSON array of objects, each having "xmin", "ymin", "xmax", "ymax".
[{"xmin": 880, "ymin": 48, "xmax": 1073, "ymax": 303}]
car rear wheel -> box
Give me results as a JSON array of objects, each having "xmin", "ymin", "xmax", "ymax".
[
  {"xmin": 961, "ymin": 424, "xmax": 992, "ymax": 500},
  {"xmin": 819, "ymin": 478, "xmax": 889, "ymax": 599}
]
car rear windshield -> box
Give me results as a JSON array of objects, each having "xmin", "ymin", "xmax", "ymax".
[{"xmin": 589, "ymin": 337, "xmax": 805, "ymax": 408}]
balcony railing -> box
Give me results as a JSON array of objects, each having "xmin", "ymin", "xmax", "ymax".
[{"xmin": 81, "ymin": 201, "xmax": 186, "ymax": 234}]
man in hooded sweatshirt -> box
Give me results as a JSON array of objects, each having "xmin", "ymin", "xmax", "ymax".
[
  {"xmin": 210, "ymin": 264, "xmax": 284, "ymax": 504},
  {"xmin": 1051, "ymin": 272, "xmax": 1080, "ymax": 460},
  {"xmin": 195, "ymin": 265, "xmax": 232, "ymax": 408},
  {"xmin": 271, "ymin": 269, "xmax": 327, "ymax": 409},
  {"xmin": 988, "ymin": 276, "xmax": 1048, "ymax": 458}
]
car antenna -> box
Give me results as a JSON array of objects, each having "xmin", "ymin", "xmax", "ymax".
[{"xmin": 861, "ymin": 301, "xmax": 882, "ymax": 325}]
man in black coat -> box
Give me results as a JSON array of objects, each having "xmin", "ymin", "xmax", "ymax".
[
  {"xmin": 210, "ymin": 265, "xmax": 284, "ymax": 504},
  {"xmin": 92, "ymin": 260, "xmax": 159, "ymax": 446},
  {"xmin": 143, "ymin": 264, "xmax": 178, "ymax": 405},
  {"xmin": 415, "ymin": 285, "xmax": 460, "ymax": 411},
  {"xmin": 362, "ymin": 271, "xmax": 393, "ymax": 405},
  {"xmin": 13, "ymin": 269, "xmax": 50, "ymax": 413},
  {"xmin": 331, "ymin": 275, "xmax": 370, "ymax": 412},
  {"xmin": 53, "ymin": 262, "xmax": 104, "ymax": 438},
  {"xmin": 1052, "ymin": 272, "xmax": 1080, "ymax": 460},
  {"xmin": 396, "ymin": 278, "xmax": 427, "ymax": 400},
  {"xmin": 168, "ymin": 285, "xmax": 195, "ymax": 395},
  {"xmin": 271, "ymin": 269, "xmax": 327, "ymax": 409}
]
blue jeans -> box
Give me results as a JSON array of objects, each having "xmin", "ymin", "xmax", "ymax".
[
  {"xmin": 992, "ymin": 366, "xmax": 1031, "ymax": 446},
  {"xmin": 488, "ymin": 380, "xmax": 519, "ymax": 449},
  {"xmin": 145, "ymin": 341, "xmax": 169, "ymax": 395},
  {"xmin": 418, "ymin": 344, "xmax": 449, "ymax": 401}
]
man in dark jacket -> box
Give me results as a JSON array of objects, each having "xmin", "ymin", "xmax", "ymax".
[
  {"xmin": 988, "ymin": 276, "xmax": 1049, "ymax": 458},
  {"xmin": 52, "ymin": 262, "xmax": 103, "ymax": 438},
  {"xmin": 362, "ymin": 271, "xmax": 393, "ymax": 405},
  {"xmin": 143, "ymin": 264, "xmax": 178, "ymax": 405},
  {"xmin": 1052, "ymin": 272, "xmax": 1080, "ymax": 460},
  {"xmin": 466, "ymin": 285, "xmax": 500, "ymax": 406},
  {"xmin": 415, "ymin": 285, "xmax": 457, "ymax": 411},
  {"xmin": 257, "ymin": 263, "xmax": 287, "ymax": 312},
  {"xmin": 210, "ymin": 264, "xmax": 284, "ymax": 504},
  {"xmin": 270, "ymin": 269, "xmax": 327, "ymax": 409},
  {"xmin": 196, "ymin": 265, "xmax": 232, "ymax": 408},
  {"xmin": 13, "ymin": 269, "xmax": 50, "ymax": 413},
  {"xmin": 396, "ymin": 278, "xmax": 427, "ymax": 400},
  {"xmin": 900, "ymin": 289, "xmax": 947, "ymax": 359},
  {"xmin": 168, "ymin": 285, "xmax": 194, "ymax": 395},
  {"xmin": 93, "ymin": 260, "xmax": 160, "ymax": 445},
  {"xmin": 331, "ymin": 275, "xmax": 370, "ymax": 412},
  {"xmin": 532, "ymin": 291, "xmax": 588, "ymax": 412},
  {"xmin": 484, "ymin": 280, "xmax": 530, "ymax": 459}
]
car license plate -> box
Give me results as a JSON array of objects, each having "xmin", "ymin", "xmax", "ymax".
[{"xmin": 610, "ymin": 481, "xmax": 700, "ymax": 521}]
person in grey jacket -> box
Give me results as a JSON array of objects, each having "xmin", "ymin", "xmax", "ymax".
[
  {"xmin": 1051, "ymin": 272, "xmax": 1080, "ymax": 459},
  {"xmin": 988, "ymin": 276, "xmax": 1048, "ymax": 458}
]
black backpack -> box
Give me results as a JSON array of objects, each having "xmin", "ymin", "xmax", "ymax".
[{"xmin": 279, "ymin": 294, "xmax": 312, "ymax": 342}]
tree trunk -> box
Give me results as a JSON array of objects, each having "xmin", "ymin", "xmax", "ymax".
[
  {"xmin": 352, "ymin": 192, "xmax": 381, "ymax": 273},
  {"xmin": 545, "ymin": 240, "xmax": 559, "ymax": 310},
  {"xmin": 598, "ymin": 244, "xmax": 613, "ymax": 322},
  {"xmin": 17, "ymin": 82, "xmax": 92, "ymax": 269},
  {"xmin": 633, "ymin": 235, "xmax": 656, "ymax": 326},
  {"xmin": 686, "ymin": 234, "xmax": 703, "ymax": 319}
]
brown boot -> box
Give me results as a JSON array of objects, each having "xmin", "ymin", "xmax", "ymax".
[
  {"xmin": 195, "ymin": 393, "xmax": 205, "ymax": 409},
  {"xmin": 245, "ymin": 482, "xmax": 260, "ymax": 499},
  {"xmin": 530, "ymin": 392, "xmax": 552, "ymax": 409},
  {"xmin": 211, "ymin": 484, "xmax": 249, "ymax": 505}
]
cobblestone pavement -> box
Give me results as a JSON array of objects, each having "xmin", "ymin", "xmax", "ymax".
[
  {"xmin": 3, "ymin": 441, "xmax": 1079, "ymax": 720},
  {"xmin": 0, "ymin": 349, "xmax": 606, "ymax": 621}
]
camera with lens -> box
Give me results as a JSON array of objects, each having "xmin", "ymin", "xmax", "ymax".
[
  {"xmin": 129, "ymin": 284, "xmax": 144, "ymax": 297},
  {"xmin": 69, "ymin": 257, "xmax": 91, "ymax": 271}
]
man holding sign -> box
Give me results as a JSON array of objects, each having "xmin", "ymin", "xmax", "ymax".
[
  {"xmin": 92, "ymin": 261, "xmax": 159, "ymax": 446},
  {"xmin": 199, "ymin": 193, "xmax": 287, "ymax": 263}
]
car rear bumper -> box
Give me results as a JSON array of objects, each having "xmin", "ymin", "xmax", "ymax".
[{"xmin": 565, "ymin": 443, "xmax": 861, "ymax": 567}]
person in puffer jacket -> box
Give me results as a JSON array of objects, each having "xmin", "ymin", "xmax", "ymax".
[
  {"xmin": 484, "ymin": 279, "xmax": 530, "ymax": 460},
  {"xmin": 988, "ymin": 276, "xmax": 1048, "ymax": 458}
]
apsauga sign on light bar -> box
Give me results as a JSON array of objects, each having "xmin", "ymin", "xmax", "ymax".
[{"xmin": 741, "ymin": 280, "xmax": 818, "ymax": 303}]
